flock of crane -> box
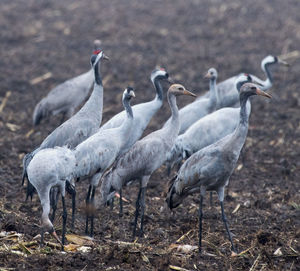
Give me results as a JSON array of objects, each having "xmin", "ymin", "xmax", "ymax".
[{"xmin": 22, "ymin": 40, "xmax": 288, "ymax": 253}]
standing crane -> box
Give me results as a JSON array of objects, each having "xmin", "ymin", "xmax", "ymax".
[
  {"xmin": 100, "ymin": 84, "xmax": 196, "ymax": 238},
  {"xmin": 166, "ymin": 83, "xmax": 271, "ymax": 253},
  {"xmin": 74, "ymin": 87, "xmax": 135, "ymax": 236}
]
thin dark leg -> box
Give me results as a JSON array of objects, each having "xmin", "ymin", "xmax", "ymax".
[
  {"xmin": 85, "ymin": 185, "xmax": 92, "ymax": 235},
  {"xmin": 209, "ymin": 191, "xmax": 213, "ymax": 207},
  {"xmin": 119, "ymin": 189, "xmax": 123, "ymax": 217},
  {"xmin": 110, "ymin": 198, "xmax": 114, "ymax": 210},
  {"xmin": 139, "ymin": 187, "xmax": 146, "ymax": 237},
  {"xmin": 220, "ymin": 201, "xmax": 236, "ymax": 252},
  {"xmin": 199, "ymin": 195, "xmax": 204, "ymax": 253},
  {"xmin": 132, "ymin": 188, "xmax": 142, "ymax": 239},
  {"xmin": 90, "ymin": 187, "xmax": 96, "ymax": 237},
  {"xmin": 41, "ymin": 228, "xmax": 44, "ymax": 247},
  {"xmin": 61, "ymin": 195, "xmax": 67, "ymax": 250},
  {"xmin": 71, "ymin": 188, "xmax": 76, "ymax": 229},
  {"xmin": 50, "ymin": 190, "xmax": 59, "ymax": 223}
]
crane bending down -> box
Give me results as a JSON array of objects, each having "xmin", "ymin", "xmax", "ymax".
[
  {"xmin": 27, "ymin": 147, "xmax": 76, "ymax": 249},
  {"xmin": 32, "ymin": 40, "xmax": 102, "ymax": 125},
  {"xmin": 74, "ymin": 87, "xmax": 135, "ymax": 236},
  {"xmin": 99, "ymin": 68, "xmax": 172, "ymax": 155},
  {"xmin": 23, "ymin": 49, "xmax": 108, "ymax": 226},
  {"xmin": 100, "ymin": 84, "xmax": 196, "ymax": 238},
  {"xmin": 166, "ymin": 83, "xmax": 271, "ymax": 253},
  {"xmin": 164, "ymin": 68, "xmax": 219, "ymax": 135},
  {"xmin": 197, "ymin": 55, "xmax": 288, "ymax": 108}
]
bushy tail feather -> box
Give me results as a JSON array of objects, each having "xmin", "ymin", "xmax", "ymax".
[
  {"xmin": 32, "ymin": 100, "xmax": 46, "ymax": 126},
  {"xmin": 22, "ymin": 153, "xmax": 34, "ymax": 185},
  {"xmin": 165, "ymin": 175, "xmax": 177, "ymax": 209},
  {"xmin": 26, "ymin": 180, "xmax": 36, "ymax": 201},
  {"xmin": 22, "ymin": 152, "xmax": 36, "ymax": 201}
]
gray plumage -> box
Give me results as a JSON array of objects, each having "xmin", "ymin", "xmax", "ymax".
[
  {"xmin": 164, "ymin": 68, "xmax": 218, "ymax": 135},
  {"xmin": 100, "ymin": 84, "xmax": 196, "ymax": 238},
  {"xmin": 26, "ymin": 147, "xmax": 76, "ymax": 248},
  {"xmin": 99, "ymin": 68, "xmax": 172, "ymax": 155},
  {"xmin": 22, "ymin": 49, "xmax": 108, "ymax": 187},
  {"xmin": 73, "ymin": 87, "xmax": 135, "ymax": 236},
  {"xmin": 32, "ymin": 69, "xmax": 94, "ymax": 126},
  {"xmin": 32, "ymin": 40, "xmax": 103, "ymax": 126},
  {"xmin": 196, "ymin": 55, "xmax": 288, "ymax": 108},
  {"xmin": 166, "ymin": 83, "xmax": 271, "ymax": 253},
  {"xmin": 165, "ymin": 73, "xmax": 254, "ymax": 173}
]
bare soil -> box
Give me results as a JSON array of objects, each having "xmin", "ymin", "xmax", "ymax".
[{"xmin": 0, "ymin": 0, "xmax": 299, "ymax": 270}]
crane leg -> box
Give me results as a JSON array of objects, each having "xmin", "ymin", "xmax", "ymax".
[
  {"xmin": 66, "ymin": 181, "xmax": 76, "ymax": 229},
  {"xmin": 71, "ymin": 189, "xmax": 76, "ymax": 229},
  {"xmin": 90, "ymin": 186, "xmax": 96, "ymax": 237},
  {"xmin": 132, "ymin": 187, "xmax": 142, "ymax": 239},
  {"xmin": 209, "ymin": 191, "xmax": 213, "ymax": 207},
  {"xmin": 139, "ymin": 187, "xmax": 146, "ymax": 237},
  {"xmin": 50, "ymin": 190, "xmax": 57, "ymax": 222},
  {"xmin": 61, "ymin": 195, "xmax": 67, "ymax": 250},
  {"xmin": 198, "ymin": 194, "xmax": 204, "ymax": 253},
  {"xmin": 220, "ymin": 201, "xmax": 236, "ymax": 253},
  {"xmin": 119, "ymin": 189, "xmax": 123, "ymax": 217},
  {"xmin": 85, "ymin": 185, "xmax": 92, "ymax": 235}
]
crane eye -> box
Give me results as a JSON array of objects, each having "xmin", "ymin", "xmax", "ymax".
[
  {"xmin": 178, "ymin": 87, "xmax": 184, "ymax": 91},
  {"xmin": 251, "ymin": 86, "xmax": 256, "ymax": 90}
]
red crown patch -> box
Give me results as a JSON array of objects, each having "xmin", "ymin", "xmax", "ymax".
[{"xmin": 93, "ymin": 49, "xmax": 102, "ymax": 55}]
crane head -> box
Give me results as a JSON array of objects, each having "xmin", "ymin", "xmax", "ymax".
[
  {"xmin": 204, "ymin": 67, "xmax": 218, "ymax": 80},
  {"xmin": 151, "ymin": 67, "xmax": 174, "ymax": 84},
  {"xmin": 240, "ymin": 83, "xmax": 272, "ymax": 100}
]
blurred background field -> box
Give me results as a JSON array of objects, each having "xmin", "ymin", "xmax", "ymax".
[{"xmin": 0, "ymin": 0, "xmax": 299, "ymax": 270}]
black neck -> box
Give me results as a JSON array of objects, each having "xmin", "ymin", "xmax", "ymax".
[
  {"xmin": 153, "ymin": 77, "xmax": 163, "ymax": 100},
  {"xmin": 94, "ymin": 61, "xmax": 102, "ymax": 85},
  {"xmin": 123, "ymin": 97, "xmax": 133, "ymax": 119},
  {"xmin": 264, "ymin": 63, "xmax": 273, "ymax": 83}
]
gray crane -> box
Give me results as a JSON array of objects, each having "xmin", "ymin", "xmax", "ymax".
[
  {"xmin": 100, "ymin": 84, "xmax": 196, "ymax": 238},
  {"xmin": 73, "ymin": 87, "xmax": 135, "ymax": 236},
  {"xmin": 166, "ymin": 83, "xmax": 271, "ymax": 253},
  {"xmin": 32, "ymin": 40, "xmax": 102, "ymax": 125},
  {"xmin": 164, "ymin": 68, "xmax": 218, "ymax": 135},
  {"xmin": 22, "ymin": 49, "xmax": 108, "ymax": 226},
  {"xmin": 196, "ymin": 55, "xmax": 288, "ymax": 108},
  {"xmin": 99, "ymin": 68, "xmax": 172, "ymax": 155},
  {"xmin": 165, "ymin": 73, "xmax": 256, "ymax": 173},
  {"xmin": 26, "ymin": 147, "xmax": 76, "ymax": 249}
]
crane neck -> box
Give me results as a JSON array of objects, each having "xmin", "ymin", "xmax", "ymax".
[
  {"xmin": 153, "ymin": 77, "xmax": 163, "ymax": 101},
  {"xmin": 122, "ymin": 97, "xmax": 133, "ymax": 120},
  {"xmin": 229, "ymin": 96, "xmax": 251, "ymax": 152},
  {"xmin": 93, "ymin": 60, "xmax": 102, "ymax": 86},
  {"xmin": 166, "ymin": 92, "xmax": 179, "ymax": 135},
  {"xmin": 209, "ymin": 77, "xmax": 218, "ymax": 105}
]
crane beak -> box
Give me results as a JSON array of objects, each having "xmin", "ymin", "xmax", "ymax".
[
  {"xmin": 183, "ymin": 89, "xmax": 197, "ymax": 97},
  {"xmin": 256, "ymin": 88, "xmax": 272, "ymax": 98},
  {"xmin": 51, "ymin": 231, "xmax": 62, "ymax": 245},
  {"xmin": 204, "ymin": 72, "xmax": 211, "ymax": 79},
  {"xmin": 102, "ymin": 53, "xmax": 110, "ymax": 61},
  {"xmin": 278, "ymin": 58, "xmax": 289, "ymax": 66}
]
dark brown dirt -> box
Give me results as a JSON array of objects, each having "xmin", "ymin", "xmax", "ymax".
[{"xmin": 0, "ymin": 0, "xmax": 299, "ymax": 270}]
